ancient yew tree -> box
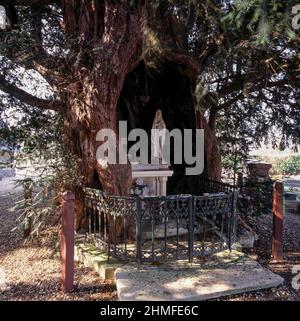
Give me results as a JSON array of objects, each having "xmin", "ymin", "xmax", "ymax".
[{"xmin": 0, "ymin": 1, "xmax": 299, "ymax": 229}]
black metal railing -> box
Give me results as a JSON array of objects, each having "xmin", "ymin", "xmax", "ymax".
[
  {"xmin": 199, "ymin": 177, "xmax": 238, "ymax": 194},
  {"xmin": 83, "ymin": 185, "xmax": 238, "ymax": 264}
]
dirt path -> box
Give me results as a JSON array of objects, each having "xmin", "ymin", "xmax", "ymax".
[{"xmin": 0, "ymin": 178, "xmax": 117, "ymax": 301}]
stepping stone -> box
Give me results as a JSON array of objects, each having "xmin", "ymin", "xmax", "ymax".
[{"xmin": 115, "ymin": 251, "xmax": 283, "ymax": 301}]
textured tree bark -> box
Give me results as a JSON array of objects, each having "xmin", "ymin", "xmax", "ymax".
[
  {"xmin": 61, "ymin": 1, "xmax": 145, "ymax": 229},
  {"xmin": 196, "ymin": 110, "xmax": 222, "ymax": 181}
]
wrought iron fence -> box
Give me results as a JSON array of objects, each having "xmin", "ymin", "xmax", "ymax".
[
  {"xmin": 199, "ymin": 177, "xmax": 238, "ymax": 194},
  {"xmin": 83, "ymin": 186, "xmax": 238, "ymax": 264}
]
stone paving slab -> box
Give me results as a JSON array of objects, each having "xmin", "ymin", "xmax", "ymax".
[
  {"xmin": 115, "ymin": 251, "xmax": 284, "ymax": 301},
  {"xmin": 74, "ymin": 241, "xmax": 121, "ymax": 280}
]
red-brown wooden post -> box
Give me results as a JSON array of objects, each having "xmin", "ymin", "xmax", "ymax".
[
  {"xmin": 271, "ymin": 181, "xmax": 284, "ymax": 262},
  {"xmin": 61, "ymin": 191, "xmax": 75, "ymax": 292}
]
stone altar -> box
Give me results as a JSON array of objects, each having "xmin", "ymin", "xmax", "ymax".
[{"xmin": 131, "ymin": 163, "xmax": 173, "ymax": 196}]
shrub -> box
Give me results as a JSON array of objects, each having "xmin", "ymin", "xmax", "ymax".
[{"xmin": 277, "ymin": 155, "xmax": 300, "ymax": 176}]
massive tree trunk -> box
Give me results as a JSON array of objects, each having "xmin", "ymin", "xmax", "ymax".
[{"xmin": 61, "ymin": 1, "xmax": 145, "ymax": 229}]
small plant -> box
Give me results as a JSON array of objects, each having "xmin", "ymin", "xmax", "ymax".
[{"xmin": 12, "ymin": 142, "xmax": 82, "ymax": 242}]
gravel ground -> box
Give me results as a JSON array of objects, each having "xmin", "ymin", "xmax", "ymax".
[
  {"xmin": 0, "ymin": 177, "xmax": 299, "ymax": 301},
  {"xmin": 0, "ymin": 179, "xmax": 117, "ymax": 301},
  {"xmin": 218, "ymin": 212, "xmax": 300, "ymax": 301}
]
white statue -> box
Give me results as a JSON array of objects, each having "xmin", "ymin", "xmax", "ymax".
[{"xmin": 151, "ymin": 109, "xmax": 168, "ymax": 165}]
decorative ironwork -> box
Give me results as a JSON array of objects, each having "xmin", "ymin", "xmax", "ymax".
[
  {"xmin": 83, "ymin": 183, "xmax": 238, "ymax": 263},
  {"xmin": 199, "ymin": 177, "xmax": 238, "ymax": 194}
]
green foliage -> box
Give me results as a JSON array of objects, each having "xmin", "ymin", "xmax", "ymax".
[
  {"xmin": 221, "ymin": 0, "xmax": 300, "ymax": 45},
  {"xmin": 276, "ymin": 155, "xmax": 300, "ymax": 176},
  {"xmin": 12, "ymin": 178, "xmax": 59, "ymax": 241},
  {"xmin": 12, "ymin": 139, "xmax": 82, "ymax": 240},
  {"xmin": 4, "ymin": 112, "xmax": 82, "ymax": 240}
]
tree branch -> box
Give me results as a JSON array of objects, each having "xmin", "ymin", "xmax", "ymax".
[
  {"xmin": 208, "ymin": 104, "xmax": 218, "ymax": 130},
  {"xmin": 0, "ymin": 75, "xmax": 62, "ymax": 111},
  {"xmin": 0, "ymin": 1, "xmax": 57, "ymax": 5},
  {"xmin": 217, "ymin": 92, "xmax": 245, "ymax": 111}
]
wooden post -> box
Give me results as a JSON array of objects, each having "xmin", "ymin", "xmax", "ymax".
[
  {"xmin": 271, "ymin": 181, "xmax": 284, "ymax": 262},
  {"xmin": 61, "ymin": 191, "xmax": 75, "ymax": 292}
]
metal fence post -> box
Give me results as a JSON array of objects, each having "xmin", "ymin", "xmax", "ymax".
[
  {"xmin": 136, "ymin": 197, "xmax": 142, "ymax": 265},
  {"xmin": 229, "ymin": 191, "xmax": 238, "ymax": 250},
  {"xmin": 271, "ymin": 181, "xmax": 284, "ymax": 262},
  {"xmin": 61, "ymin": 191, "xmax": 75, "ymax": 293},
  {"xmin": 188, "ymin": 196, "xmax": 194, "ymax": 263}
]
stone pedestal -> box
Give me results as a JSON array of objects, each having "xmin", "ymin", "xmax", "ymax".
[
  {"xmin": 131, "ymin": 163, "xmax": 173, "ymax": 196},
  {"xmin": 246, "ymin": 161, "xmax": 272, "ymax": 181}
]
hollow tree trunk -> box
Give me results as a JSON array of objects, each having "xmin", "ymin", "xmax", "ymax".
[{"xmin": 60, "ymin": 0, "xmax": 222, "ymax": 231}]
